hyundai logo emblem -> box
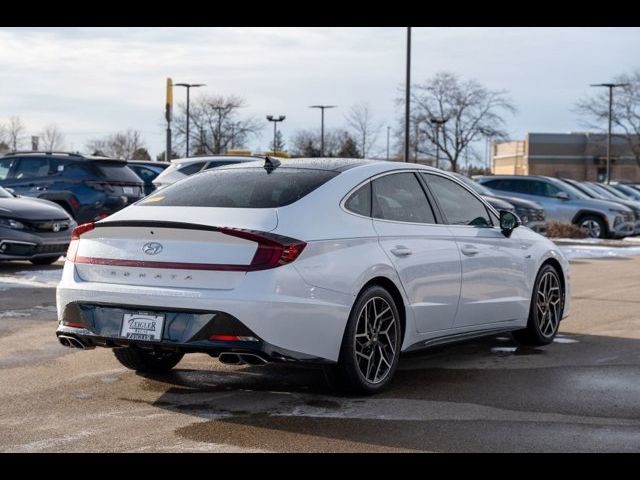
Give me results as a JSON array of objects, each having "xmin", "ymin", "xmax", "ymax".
[{"xmin": 142, "ymin": 242, "xmax": 163, "ymax": 255}]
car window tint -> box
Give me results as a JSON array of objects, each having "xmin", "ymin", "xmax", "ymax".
[
  {"xmin": 177, "ymin": 162, "xmax": 206, "ymax": 175},
  {"xmin": 530, "ymin": 180, "xmax": 561, "ymax": 197},
  {"xmin": 372, "ymin": 173, "xmax": 435, "ymax": 224},
  {"xmin": 423, "ymin": 174, "xmax": 492, "ymax": 227},
  {"xmin": 344, "ymin": 182, "xmax": 371, "ymax": 217},
  {"xmin": 140, "ymin": 167, "xmax": 338, "ymax": 208},
  {"xmin": 0, "ymin": 158, "xmax": 13, "ymax": 180},
  {"xmin": 92, "ymin": 163, "xmax": 142, "ymax": 182},
  {"xmin": 132, "ymin": 166, "xmax": 158, "ymax": 182},
  {"xmin": 13, "ymin": 157, "xmax": 50, "ymax": 179},
  {"xmin": 204, "ymin": 160, "xmax": 244, "ymax": 170}
]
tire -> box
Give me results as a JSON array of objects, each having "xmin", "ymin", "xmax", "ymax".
[
  {"xmin": 513, "ymin": 264, "xmax": 564, "ymax": 346},
  {"xmin": 30, "ymin": 256, "xmax": 61, "ymax": 266},
  {"xmin": 328, "ymin": 285, "xmax": 402, "ymax": 395},
  {"xmin": 113, "ymin": 347, "xmax": 184, "ymax": 373},
  {"xmin": 577, "ymin": 215, "xmax": 606, "ymax": 239}
]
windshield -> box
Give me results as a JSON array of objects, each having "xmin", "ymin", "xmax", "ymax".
[
  {"xmin": 598, "ymin": 184, "xmax": 629, "ymax": 199},
  {"xmin": 0, "ymin": 187, "xmax": 13, "ymax": 198},
  {"xmin": 585, "ymin": 183, "xmax": 618, "ymax": 200},
  {"xmin": 451, "ymin": 173, "xmax": 493, "ymax": 196}
]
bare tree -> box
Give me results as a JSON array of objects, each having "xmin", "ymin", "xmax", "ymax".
[
  {"xmin": 575, "ymin": 69, "xmax": 640, "ymax": 167},
  {"xmin": 409, "ymin": 72, "xmax": 516, "ymax": 172},
  {"xmin": 86, "ymin": 129, "xmax": 147, "ymax": 159},
  {"xmin": 172, "ymin": 94, "xmax": 262, "ymax": 155},
  {"xmin": 290, "ymin": 128, "xmax": 361, "ymax": 158},
  {"xmin": 7, "ymin": 116, "xmax": 26, "ymax": 151},
  {"xmin": 345, "ymin": 103, "xmax": 382, "ymax": 158},
  {"xmin": 40, "ymin": 124, "xmax": 66, "ymax": 151}
]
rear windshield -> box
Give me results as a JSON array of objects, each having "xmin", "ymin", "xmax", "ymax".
[
  {"xmin": 91, "ymin": 162, "xmax": 143, "ymax": 183},
  {"xmin": 139, "ymin": 167, "xmax": 338, "ymax": 208}
]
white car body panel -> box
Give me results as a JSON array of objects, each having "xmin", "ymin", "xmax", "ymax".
[{"xmin": 57, "ymin": 160, "xmax": 571, "ymax": 363}]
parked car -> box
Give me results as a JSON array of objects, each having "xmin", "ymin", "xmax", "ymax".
[
  {"xmin": 607, "ymin": 182, "xmax": 640, "ymax": 202},
  {"xmin": 127, "ymin": 160, "xmax": 170, "ymax": 196},
  {"xmin": 57, "ymin": 158, "xmax": 570, "ymax": 394},
  {"xmin": 451, "ymin": 172, "xmax": 547, "ymax": 235},
  {"xmin": 558, "ymin": 178, "xmax": 640, "ymax": 235},
  {"xmin": 477, "ymin": 175, "xmax": 634, "ymax": 239},
  {"xmin": 0, "ymin": 186, "xmax": 76, "ymax": 265},
  {"xmin": 0, "ymin": 152, "xmax": 145, "ymax": 224},
  {"xmin": 152, "ymin": 155, "xmax": 263, "ymax": 190}
]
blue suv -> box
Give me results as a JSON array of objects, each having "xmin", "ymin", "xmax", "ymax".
[{"xmin": 0, "ymin": 152, "xmax": 144, "ymax": 224}]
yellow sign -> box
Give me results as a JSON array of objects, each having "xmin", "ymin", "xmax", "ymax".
[{"xmin": 165, "ymin": 78, "xmax": 173, "ymax": 122}]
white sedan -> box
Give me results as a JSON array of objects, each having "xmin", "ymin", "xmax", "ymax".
[{"xmin": 56, "ymin": 158, "xmax": 570, "ymax": 394}]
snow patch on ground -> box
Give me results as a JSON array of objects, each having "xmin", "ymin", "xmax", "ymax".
[
  {"xmin": 0, "ymin": 269, "xmax": 62, "ymax": 289},
  {"xmin": 559, "ymin": 245, "xmax": 640, "ymax": 259}
]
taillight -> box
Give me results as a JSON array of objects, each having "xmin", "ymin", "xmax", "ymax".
[
  {"xmin": 218, "ymin": 227, "xmax": 307, "ymax": 271},
  {"xmin": 66, "ymin": 222, "xmax": 95, "ymax": 262}
]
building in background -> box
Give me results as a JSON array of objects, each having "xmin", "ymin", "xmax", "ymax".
[{"xmin": 492, "ymin": 132, "xmax": 640, "ymax": 182}]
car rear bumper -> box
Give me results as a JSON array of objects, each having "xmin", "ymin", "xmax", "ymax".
[{"xmin": 56, "ymin": 261, "xmax": 352, "ymax": 362}]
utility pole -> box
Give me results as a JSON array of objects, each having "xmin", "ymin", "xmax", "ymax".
[
  {"xmin": 173, "ymin": 82, "xmax": 206, "ymax": 157},
  {"xmin": 404, "ymin": 26, "xmax": 412, "ymax": 162},
  {"xmin": 386, "ymin": 126, "xmax": 390, "ymax": 161},
  {"xmin": 590, "ymin": 82, "xmax": 629, "ymax": 183},
  {"xmin": 165, "ymin": 78, "xmax": 173, "ymax": 162},
  {"xmin": 309, "ymin": 105, "xmax": 336, "ymax": 157}
]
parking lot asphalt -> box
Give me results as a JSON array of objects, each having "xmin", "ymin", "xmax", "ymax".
[{"xmin": 0, "ymin": 257, "xmax": 639, "ymax": 452}]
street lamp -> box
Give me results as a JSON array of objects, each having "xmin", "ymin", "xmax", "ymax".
[
  {"xmin": 173, "ymin": 82, "xmax": 206, "ymax": 157},
  {"xmin": 590, "ymin": 82, "xmax": 630, "ymax": 183},
  {"xmin": 266, "ymin": 115, "xmax": 286, "ymax": 155},
  {"xmin": 309, "ymin": 105, "xmax": 337, "ymax": 157},
  {"xmin": 430, "ymin": 117, "xmax": 448, "ymax": 169}
]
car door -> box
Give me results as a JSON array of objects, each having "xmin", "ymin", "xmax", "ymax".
[
  {"xmin": 371, "ymin": 171, "xmax": 461, "ymax": 334},
  {"xmin": 527, "ymin": 180, "xmax": 577, "ymax": 224},
  {"xmin": 422, "ymin": 173, "xmax": 529, "ymax": 328},
  {"xmin": 6, "ymin": 156, "xmax": 53, "ymax": 197}
]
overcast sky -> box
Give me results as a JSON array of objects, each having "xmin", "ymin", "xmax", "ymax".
[{"xmin": 1, "ymin": 27, "xmax": 639, "ymax": 161}]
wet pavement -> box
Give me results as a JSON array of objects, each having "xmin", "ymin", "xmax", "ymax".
[{"xmin": 0, "ymin": 258, "xmax": 639, "ymax": 452}]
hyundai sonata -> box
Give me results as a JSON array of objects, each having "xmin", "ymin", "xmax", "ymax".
[{"xmin": 56, "ymin": 158, "xmax": 570, "ymax": 394}]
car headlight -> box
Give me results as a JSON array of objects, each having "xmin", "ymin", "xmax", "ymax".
[
  {"xmin": 608, "ymin": 208, "xmax": 628, "ymax": 215},
  {"xmin": 0, "ymin": 218, "xmax": 26, "ymax": 230}
]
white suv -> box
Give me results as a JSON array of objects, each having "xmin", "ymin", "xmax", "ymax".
[{"xmin": 152, "ymin": 155, "xmax": 261, "ymax": 190}]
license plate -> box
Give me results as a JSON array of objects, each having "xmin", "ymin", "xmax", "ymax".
[
  {"xmin": 120, "ymin": 313, "xmax": 164, "ymax": 341},
  {"xmin": 123, "ymin": 186, "xmax": 134, "ymax": 195}
]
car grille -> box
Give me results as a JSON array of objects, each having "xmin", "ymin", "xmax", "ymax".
[
  {"xmin": 621, "ymin": 211, "xmax": 634, "ymax": 223},
  {"xmin": 515, "ymin": 207, "xmax": 545, "ymax": 223},
  {"xmin": 24, "ymin": 219, "xmax": 71, "ymax": 233},
  {"xmin": 36, "ymin": 243, "xmax": 69, "ymax": 254},
  {"xmin": 0, "ymin": 242, "xmax": 35, "ymax": 256}
]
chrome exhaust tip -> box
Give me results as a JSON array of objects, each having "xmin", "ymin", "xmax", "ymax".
[
  {"xmin": 218, "ymin": 353, "xmax": 244, "ymax": 365},
  {"xmin": 238, "ymin": 353, "xmax": 269, "ymax": 365},
  {"xmin": 58, "ymin": 334, "xmax": 90, "ymax": 349}
]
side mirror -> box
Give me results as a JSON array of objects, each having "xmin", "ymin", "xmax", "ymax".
[
  {"xmin": 500, "ymin": 210, "xmax": 521, "ymax": 237},
  {"xmin": 555, "ymin": 191, "xmax": 570, "ymax": 200},
  {"xmin": 5, "ymin": 188, "xmax": 16, "ymax": 197}
]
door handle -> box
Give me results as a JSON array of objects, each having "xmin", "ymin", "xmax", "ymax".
[
  {"xmin": 460, "ymin": 244, "xmax": 479, "ymax": 256},
  {"xmin": 390, "ymin": 246, "xmax": 412, "ymax": 257}
]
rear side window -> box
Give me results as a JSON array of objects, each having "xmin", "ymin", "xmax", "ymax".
[
  {"xmin": 204, "ymin": 160, "xmax": 244, "ymax": 170},
  {"xmin": 91, "ymin": 162, "xmax": 142, "ymax": 182},
  {"xmin": 344, "ymin": 182, "xmax": 371, "ymax": 217},
  {"xmin": 140, "ymin": 167, "xmax": 338, "ymax": 208},
  {"xmin": 131, "ymin": 166, "xmax": 159, "ymax": 182},
  {"xmin": 372, "ymin": 173, "xmax": 435, "ymax": 224},
  {"xmin": 13, "ymin": 157, "xmax": 50, "ymax": 179},
  {"xmin": 177, "ymin": 162, "xmax": 206, "ymax": 175}
]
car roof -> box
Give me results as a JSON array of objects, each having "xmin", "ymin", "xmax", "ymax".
[
  {"xmin": 170, "ymin": 155, "xmax": 264, "ymax": 165},
  {"xmin": 212, "ymin": 157, "xmax": 445, "ymax": 173},
  {"xmin": 128, "ymin": 160, "xmax": 170, "ymax": 166}
]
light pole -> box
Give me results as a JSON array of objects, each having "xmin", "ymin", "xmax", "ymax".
[
  {"xmin": 386, "ymin": 126, "xmax": 391, "ymax": 160},
  {"xmin": 590, "ymin": 82, "xmax": 629, "ymax": 183},
  {"xmin": 430, "ymin": 117, "xmax": 448, "ymax": 169},
  {"xmin": 173, "ymin": 82, "xmax": 206, "ymax": 157},
  {"xmin": 266, "ymin": 115, "xmax": 286, "ymax": 155},
  {"xmin": 404, "ymin": 26, "xmax": 412, "ymax": 162},
  {"xmin": 309, "ymin": 105, "xmax": 336, "ymax": 157}
]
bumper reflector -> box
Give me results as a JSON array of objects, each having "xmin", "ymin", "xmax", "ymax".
[{"xmin": 209, "ymin": 335, "xmax": 259, "ymax": 342}]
